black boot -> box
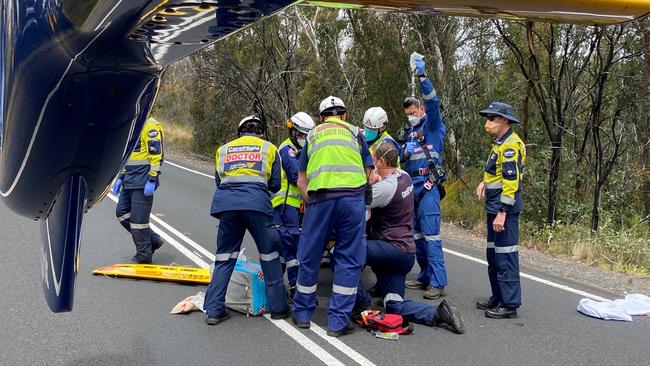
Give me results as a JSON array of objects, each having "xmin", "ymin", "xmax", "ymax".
[
  {"xmin": 206, "ymin": 312, "xmax": 231, "ymax": 325},
  {"xmin": 476, "ymin": 297, "xmax": 499, "ymax": 310},
  {"xmin": 326, "ymin": 323, "xmax": 355, "ymax": 338},
  {"xmin": 432, "ymin": 299, "xmax": 465, "ymax": 334},
  {"xmin": 485, "ymin": 307, "xmax": 517, "ymax": 319},
  {"xmin": 132, "ymin": 243, "xmax": 152, "ymax": 264},
  {"xmin": 152, "ymin": 238, "xmax": 164, "ymax": 254}
]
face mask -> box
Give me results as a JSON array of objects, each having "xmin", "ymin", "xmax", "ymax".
[
  {"xmin": 296, "ymin": 138, "xmax": 306, "ymax": 148},
  {"xmin": 408, "ymin": 115, "xmax": 420, "ymax": 126},
  {"xmin": 364, "ymin": 128, "xmax": 378, "ymax": 141},
  {"xmin": 484, "ymin": 121, "xmax": 500, "ymax": 134}
]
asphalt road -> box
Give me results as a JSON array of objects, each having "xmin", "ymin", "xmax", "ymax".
[{"xmin": 0, "ymin": 157, "xmax": 648, "ymax": 366}]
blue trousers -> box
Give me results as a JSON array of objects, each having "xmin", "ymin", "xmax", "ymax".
[
  {"xmin": 356, "ymin": 240, "xmax": 437, "ymax": 325},
  {"xmin": 486, "ymin": 213, "xmax": 521, "ymax": 309},
  {"xmin": 413, "ymin": 184, "xmax": 447, "ymax": 288},
  {"xmin": 204, "ymin": 210, "xmax": 288, "ymax": 317},
  {"xmin": 293, "ymin": 194, "xmax": 366, "ymax": 332},
  {"xmin": 115, "ymin": 188, "xmax": 161, "ymax": 262},
  {"xmin": 273, "ymin": 205, "xmax": 300, "ymax": 288}
]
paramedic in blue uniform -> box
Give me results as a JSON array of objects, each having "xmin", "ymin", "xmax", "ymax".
[
  {"xmin": 112, "ymin": 117, "xmax": 165, "ymax": 264},
  {"xmin": 292, "ymin": 96, "xmax": 374, "ymax": 338},
  {"xmin": 402, "ymin": 53, "xmax": 448, "ymax": 300},
  {"xmin": 355, "ymin": 142, "xmax": 464, "ymax": 334},
  {"xmin": 272, "ymin": 112, "xmax": 315, "ymax": 297},
  {"xmin": 204, "ymin": 116, "xmax": 290, "ymax": 325},
  {"xmin": 475, "ymin": 102, "xmax": 526, "ymax": 319}
]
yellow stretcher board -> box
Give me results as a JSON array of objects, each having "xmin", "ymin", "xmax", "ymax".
[{"xmin": 92, "ymin": 264, "xmax": 211, "ymax": 285}]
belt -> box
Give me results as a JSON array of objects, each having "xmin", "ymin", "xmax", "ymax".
[{"xmin": 409, "ymin": 167, "xmax": 429, "ymax": 176}]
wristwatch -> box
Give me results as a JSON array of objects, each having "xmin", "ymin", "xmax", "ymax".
[{"xmin": 498, "ymin": 208, "xmax": 505, "ymax": 214}]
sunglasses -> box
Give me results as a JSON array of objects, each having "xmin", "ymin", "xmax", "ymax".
[{"xmin": 486, "ymin": 115, "xmax": 500, "ymax": 121}]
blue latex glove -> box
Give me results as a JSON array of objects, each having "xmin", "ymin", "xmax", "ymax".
[
  {"xmin": 111, "ymin": 178, "xmax": 123, "ymax": 195},
  {"xmin": 410, "ymin": 52, "xmax": 426, "ymax": 76},
  {"xmin": 144, "ymin": 180, "xmax": 156, "ymax": 197},
  {"xmin": 415, "ymin": 59, "xmax": 426, "ymax": 76},
  {"xmin": 405, "ymin": 141, "xmax": 418, "ymax": 156}
]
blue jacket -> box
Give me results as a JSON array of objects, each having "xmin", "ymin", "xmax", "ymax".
[{"xmin": 403, "ymin": 78, "xmax": 446, "ymax": 185}]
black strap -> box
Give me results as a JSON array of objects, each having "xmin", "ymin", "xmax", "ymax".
[
  {"xmin": 414, "ymin": 136, "xmax": 446, "ymax": 205},
  {"xmin": 417, "ymin": 135, "xmax": 441, "ymax": 184}
]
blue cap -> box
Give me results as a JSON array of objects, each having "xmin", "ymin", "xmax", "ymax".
[{"xmin": 479, "ymin": 102, "xmax": 520, "ymax": 123}]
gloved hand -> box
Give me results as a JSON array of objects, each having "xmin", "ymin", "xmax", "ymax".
[
  {"xmin": 111, "ymin": 178, "xmax": 123, "ymax": 195},
  {"xmin": 144, "ymin": 179, "xmax": 156, "ymax": 197},
  {"xmin": 405, "ymin": 141, "xmax": 418, "ymax": 156},
  {"xmin": 410, "ymin": 52, "xmax": 426, "ymax": 76}
]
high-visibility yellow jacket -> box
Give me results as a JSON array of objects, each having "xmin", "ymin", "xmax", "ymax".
[
  {"xmin": 215, "ymin": 135, "xmax": 276, "ymax": 186},
  {"xmin": 483, "ymin": 128, "xmax": 526, "ymax": 214},
  {"xmin": 369, "ymin": 131, "xmax": 401, "ymax": 165},
  {"xmin": 271, "ymin": 139, "xmax": 303, "ymax": 208},
  {"xmin": 305, "ymin": 117, "xmax": 366, "ymax": 191},
  {"xmin": 120, "ymin": 117, "xmax": 164, "ymax": 189}
]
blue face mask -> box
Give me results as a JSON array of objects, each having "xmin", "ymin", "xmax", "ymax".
[{"xmin": 364, "ymin": 128, "xmax": 378, "ymax": 141}]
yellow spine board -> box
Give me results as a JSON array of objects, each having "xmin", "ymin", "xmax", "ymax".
[{"xmin": 92, "ymin": 264, "xmax": 211, "ymax": 285}]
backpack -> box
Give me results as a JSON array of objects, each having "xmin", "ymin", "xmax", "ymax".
[
  {"xmin": 355, "ymin": 310, "xmax": 414, "ymax": 335},
  {"xmin": 224, "ymin": 258, "xmax": 269, "ymax": 316}
]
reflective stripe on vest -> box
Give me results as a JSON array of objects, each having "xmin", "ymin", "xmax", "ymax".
[
  {"xmin": 305, "ymin": 118, "xmax": 366, "ymax": 191},
  {"xmin": 408, "ymin": 145, "xmax": 440, "ymax": 162},
  {"xmin": 272, "ymin": 139, "xmax": 303, "ymax": 208},
  {"xmin": 216, "ymin": 136, "xmax": 273, "ymax": 186}
]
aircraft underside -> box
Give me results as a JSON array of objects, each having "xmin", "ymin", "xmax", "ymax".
[{"xmin": 0, "ymin": 0, "xmax": 647, "ymax": 312}]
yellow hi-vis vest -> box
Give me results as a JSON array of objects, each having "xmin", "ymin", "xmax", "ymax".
[
  {"xmin": 369, "ymin": 131, "xmax": 400, "ymax": 165},
  {"xmin": 271, "ymin": 139, "xmax": 303, "ymax": 208},
  {"xmin": 305, "ymin": 117, "xmax": 366, "ymax": 191},
  {"xmin": 216, "ymin": 135, "xmax": 276, "ymax": 186},
  {"xmin": 120, "ymin": 117, "xmax": 164, "ymax": 181},
  {"xmin": 483, "ymin": 130, "xmax": 526, "ymax": 207}
]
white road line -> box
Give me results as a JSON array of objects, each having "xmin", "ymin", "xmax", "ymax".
[
  {"xmin": 168, "ymin": 159, "xmax": 612, "ymax": 303},
  {"xmin": 106, "ymin": 190, "xmax": 347, "ymax": 365},
  {"xmin": 108, "ymin": 193, "xmax": 215, "ymax": 261},
  {"xmin": 106, "ymin": 194, "xmax": 210, "ymax": 268},
  {"xmin": 166, "ymin": 160, "xmax": 213, "ymax": 178},
  {"xmin": 309, "ymin": 323, "xmax": 376, "ymax": 366},
  {"xmin": 150, "ymin": 222, "xmax": 210, "ymax": 269},
  {"xmin": 443, "ymin": 248, "xmax": 610, "ymax": 302},
  {"xmin": 264, "ymin": 315, "xmax": 346, "ymax": 366},
  {"xmin": 148, "ymin": 211, "xmax": 216, "ymax": 261}
]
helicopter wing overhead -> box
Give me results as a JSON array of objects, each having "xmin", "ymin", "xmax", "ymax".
[{"xmin": 304, "ymin": 0, "xmax": 650, "ymax": 24}]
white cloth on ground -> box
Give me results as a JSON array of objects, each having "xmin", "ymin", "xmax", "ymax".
[{"xmin": 577, "ymin": 294, "xmax": 650, "ymax": 321}]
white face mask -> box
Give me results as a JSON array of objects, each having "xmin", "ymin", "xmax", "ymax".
[
  {"xmin": 297, "ymin": 138, "xmax": 306, "ymax": 148},
  {"xmin": 407, "ymin": 115, "xmax": 421, "ymax": 126}
]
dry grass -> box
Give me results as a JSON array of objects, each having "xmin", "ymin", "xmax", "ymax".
[{"xmin": 158, "ymin": 118, "xmax": 194, "ymax": 151}]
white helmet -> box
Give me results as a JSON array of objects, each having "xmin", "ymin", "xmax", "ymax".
[
  {"xmin": 238, "ymin": 115, "xmax": 264, "ymax": 136},
  {"xmin": 363, "ymin": 107, "xmax": 388, "ymax": 129},
  {"xmin": 289, "ymin": 112, "xmax": 315, "ymax": 134},
  {"xmin": 238, "ymin": 115, "xmax": 262, "ymax": 129},
  {"xmin": 319, "ymin": 96, "xmax": 346, "ymax": 115}
]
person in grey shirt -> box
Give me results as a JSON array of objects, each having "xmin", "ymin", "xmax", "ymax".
[{"xmin": 356, "ymin": 142, "xmax": 464, "ymax": 334}]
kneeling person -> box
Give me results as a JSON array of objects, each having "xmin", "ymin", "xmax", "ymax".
[{"xmin": 357, "ymin": 142, "xmax": 464, "ymax": 334}]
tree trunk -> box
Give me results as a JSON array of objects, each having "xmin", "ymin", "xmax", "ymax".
[
  {"xmin": 642, "ymin": 21, "xmax": 650, "ymax": 226},
  {"xmin": 547, "ymin": 139, "xmax": 562, "ymax": 224},
  {"xmin": 591, "ymin": 126, "xmax": 603, "ymax": 232},
  {"xmin": 521, "ymin": 82, "xmax": 530, "ymax": 143}
]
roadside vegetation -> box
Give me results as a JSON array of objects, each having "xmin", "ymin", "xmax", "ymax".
[{"xmin": 152, "ymin": 9, "xmax": 650, "ymax": 275}]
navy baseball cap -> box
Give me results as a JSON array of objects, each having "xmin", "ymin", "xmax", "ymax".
[{"xmin": 479, "ymin": 102, "xmax": 520, "ymax": 123}]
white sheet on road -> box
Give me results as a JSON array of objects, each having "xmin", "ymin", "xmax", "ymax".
[{"xmin": 577, "ymin": 294, "xmax": 650, "ymax": 321}]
